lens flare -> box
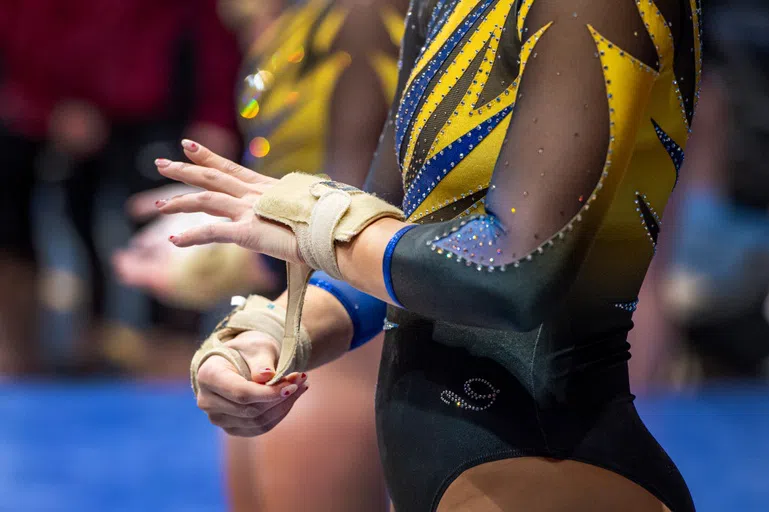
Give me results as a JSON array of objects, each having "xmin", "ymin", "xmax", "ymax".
[
  {"xmin": 249, "ymin": 137, "xmax": 270, "ymax": 158},
  {"xmin": 240, "ymin": 99, "xmax": 259, "ymax": 119},
  {"xmin": 285, "ymin": 91, "xmax": 300, "ymax": 106},
  {"xmin": 288, "ymin": 47, "xmax": 305, "ymax": 63},
  {"xmin": 239, "ymin": 71, "xmax": 274, "ymax": 119}
]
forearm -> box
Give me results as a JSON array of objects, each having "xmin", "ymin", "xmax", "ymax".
[
  {"xmin": 272, "ymin": 286, "xmax": 354, "ymax": 370},
  {"xmin": 337, "ymin": 217, "xmax": 407, "ymax": 305}
]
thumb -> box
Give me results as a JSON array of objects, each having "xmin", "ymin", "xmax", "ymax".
[{"xmin": 225, "ymin": 330, "xmax": 281, "ymax": 384}]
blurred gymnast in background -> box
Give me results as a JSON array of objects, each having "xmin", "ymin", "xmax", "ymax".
[{"xmin": 114, "ymin": 0, "xmax": 407, "ymax": 510}]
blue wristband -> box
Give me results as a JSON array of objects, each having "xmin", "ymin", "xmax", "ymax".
[
  {"xmin": 308, "ymin": 271, "xmax": 387, "ymax": 350},
  {"xmin": 383, "ymin": 225, "xmax": 417, "ymax": 308}
]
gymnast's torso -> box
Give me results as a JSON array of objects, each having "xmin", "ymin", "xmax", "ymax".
[{"xmin": 370, "ymin": 0, "xmax": 702, "ymax": 510}]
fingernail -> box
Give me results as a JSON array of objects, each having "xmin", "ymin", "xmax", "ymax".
[
  {"xmin": 300, "ymin": 373, "xmax": 307, "ymax": 380},
  {"xmin": 259, "ymin": 368, "xmax": 274, "ymax": 375},
  {"xmin": 281, "ymin": 384, "xmax": 298, "ymax": 397},
  {"xmin": 181, "ymin": 139, "xmax": 199, "ymax": 152},
  {"xmin": 155, "ymin": 158, "xmax": 171, "ymax": 168},
  {"xmin": 169, "ymin": 235, "xmax": 177, "ymax": 244},
  {"xmin": 155, "ymin": 199, "xmax": 167, "ymax": 208}
]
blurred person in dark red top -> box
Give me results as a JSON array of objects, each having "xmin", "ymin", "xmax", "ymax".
[{"xmin": 0, "ymin": 0, "xmax": 241, "ymax": 373}]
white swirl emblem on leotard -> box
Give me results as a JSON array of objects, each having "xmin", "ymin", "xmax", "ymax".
[{"xmin": 440, "ymin": 378, "xmax": 500, "ymax": 412}]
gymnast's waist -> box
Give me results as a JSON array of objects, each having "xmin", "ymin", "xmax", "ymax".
[{"xmin": 382, "ymin": 307, "xmax": 633, "ymax": 409}]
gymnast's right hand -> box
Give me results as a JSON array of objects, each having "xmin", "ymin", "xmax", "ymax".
[{"xmin": 196, "ymin": 330, "xmax": 309, "ymax": 437}]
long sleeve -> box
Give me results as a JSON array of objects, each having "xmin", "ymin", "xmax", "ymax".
[{"xmin": 385, "ymin": 0, "xmax": 675, "ymax": 331}]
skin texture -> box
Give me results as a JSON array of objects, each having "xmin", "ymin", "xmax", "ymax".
[
  {"xmin": 154, "ymin": 141, "xmax": 402, "ymax": 304},
  {"xmin": 136, "ymin": 0, "xmax": 401, "ymax": 505},
  {"xmin": 157, "ymin": 141, "xmax": 672, "ymax": 512}
]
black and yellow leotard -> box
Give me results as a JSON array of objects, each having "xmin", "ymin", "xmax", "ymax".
[
  {"xmin": 361, "ymin": 0, "xmax": 702, "ymax": 510},
  {"xmin": 236, "ymin": 0, "xmax": 404, "ymax": 181}
]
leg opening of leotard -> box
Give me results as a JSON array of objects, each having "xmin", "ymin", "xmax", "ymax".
[{"xmin": 435, "ymin": 456, "xmax": 673, "ymax": 512}]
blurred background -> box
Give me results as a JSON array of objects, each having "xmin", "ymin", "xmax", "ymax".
[{"xmin": 0, "ymin": 0, "xmax": 767, "ymax": 511}]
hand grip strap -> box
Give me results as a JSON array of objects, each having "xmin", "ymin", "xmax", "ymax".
[{"xmin": 267, "ymin": 262, "xmax": 314, "ymax": 384}]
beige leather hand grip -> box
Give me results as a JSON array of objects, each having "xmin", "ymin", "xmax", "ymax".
[
  {"xmin": 190, "ymin": 293, "xmax": 310, "ymax": 393},
  {"xmin": 267, "ymin": 262, "xmax": 314, "ymax": 385}
]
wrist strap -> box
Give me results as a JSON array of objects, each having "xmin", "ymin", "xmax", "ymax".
[
  {"xmin": 190, "ymin": 337, "xmax": 250, "ymax": 397},
  {"xmin": 190, "ymin": 293, "xmax": 311, "ymax": 394},
  {"xmin": 267, "ymin": 262, "xmax": 314, "ymax": 385}
]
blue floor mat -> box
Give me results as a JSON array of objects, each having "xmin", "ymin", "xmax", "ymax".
[{"xmin": 0, "ymin": 381, "xmax": 767, "ymax": 511}]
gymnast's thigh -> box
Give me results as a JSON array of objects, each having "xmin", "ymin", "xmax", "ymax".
[
  {"xmin": 435, "ymin": 457, "xmax": 671, "ymax": 512},
  {"xmin": 226, "ymin": 334, "xmax": 387, "ymax": 512}
]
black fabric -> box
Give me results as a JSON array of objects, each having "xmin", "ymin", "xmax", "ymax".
[
  {"xmin": 378, "ymin": 307, "xmax": 695, "ymax": 512},
  {"xmin": 365, "ymin": 0, "xmax": 699, "ymax": 510}
]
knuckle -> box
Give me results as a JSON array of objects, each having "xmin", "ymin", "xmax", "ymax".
[
  {"xmin": 236, "ymin": 228, "xmax": 256, "ymax": 249},
  {"xmin": 199, "ymin": 191, "xmax": 214, "ymax": 202},
  {"xmin": 203, "ymin": 169, "xmax": 219, "ymax": 181},
  {"xmin": 256, "ymin": 336, "xmax": 281, "ymax": 357},
  {"xmin": 208, "ymin": 413, "xmax": 225, "ymax": 425},
  {"xmin": 197, "ymin": 361, "xmax": 218, "ymax": 383},
  {"xmin": 231, "ymin": 387, "xmax": 252, "ymax": 404}
]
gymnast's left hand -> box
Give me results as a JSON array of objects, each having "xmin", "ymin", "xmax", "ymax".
[{"xmin": 154, "ymin": 139, "xmax": 303, "ymax": 264}]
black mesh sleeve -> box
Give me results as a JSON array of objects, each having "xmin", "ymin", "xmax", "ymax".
[{"xmin": 387, "ymin": 0, "xmax": 677, "ymax": 330}]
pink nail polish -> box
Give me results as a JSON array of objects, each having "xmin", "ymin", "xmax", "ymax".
[
  {"xmin": 155, "ymin": 158, "xmax": 171, "ymax": 168},
  {"xmin": 155, "ymin": 199, "xmax": 167, "ymax": 207},
  {"xmin": 181, "ymin": 139, "xmax": 199, "ymax": 152},
  {"xmin": 260, "ymin": 368, "xmax": 274, "ymax": 374},
  {"xmin": 281, "ymin": 384, "xmax": 298, "ymax": 397}
]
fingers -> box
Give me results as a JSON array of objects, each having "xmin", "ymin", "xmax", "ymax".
[
  {"xmin": 198, "ymin": 357, "xmax": 292, "ymax": 405},
  {"xmin": 155, "ymin": 160, "xmax": 253, "ymax": 198},
  {"xmin": 168, "ymin": 221, "xmax": 247, "ymax": 248},
  {"xmin": 226, "ymin": 331, "xmax": 281, "ymax": 384},
  {"xmin": 220, "ymin": 383, "xmax": 309, "ymax": 437},
  {"xmin": 112, "ymin": 249, "xmax": 169, "ymax": 293},
  {"xmin": 157, "ymin": 191, "xmax": 249, "ymax": 220},
  {"xmin": 198, "ymin": 392, "xmax": 263, "ymax": 418},
  {"xmin": 181, "ymin": 139, "xmax": 267, "ymax": 184},
  {"xmin": 126, "ymin": 184, "xmax": 197, "ymax": 221},
  {"xmin": 207, "ymin": 381, "xmax": 308, "ymax": 428}
]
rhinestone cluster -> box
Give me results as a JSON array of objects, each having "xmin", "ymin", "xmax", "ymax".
[
  {"xmin": 635, "ymin": 192, "xmax": 661, "ymax": 249},
  {"xmin": 424, "ymin": 28, "xmax": 631, "ymax": 271},
  {"xmin": 614, "ymin": 300, "xmax": 640, "ymax": 313},
  {"xmin": 403, "ymin": 106, "xmax": 512, "ymax": 216},
  {"xmin": 440, "ymin": 378, "xmax": 500, "ymax": 411},
  {"xmin": 395, "ymin": 0, "xmax": 496, "ymax": 157},
  {"xmin": 383, "ymin": 319, "xmax": 399, "ymax": 331},
  {"xmin": 652, "ymin": 119, "xmax": 685, "ymax": 187}
]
